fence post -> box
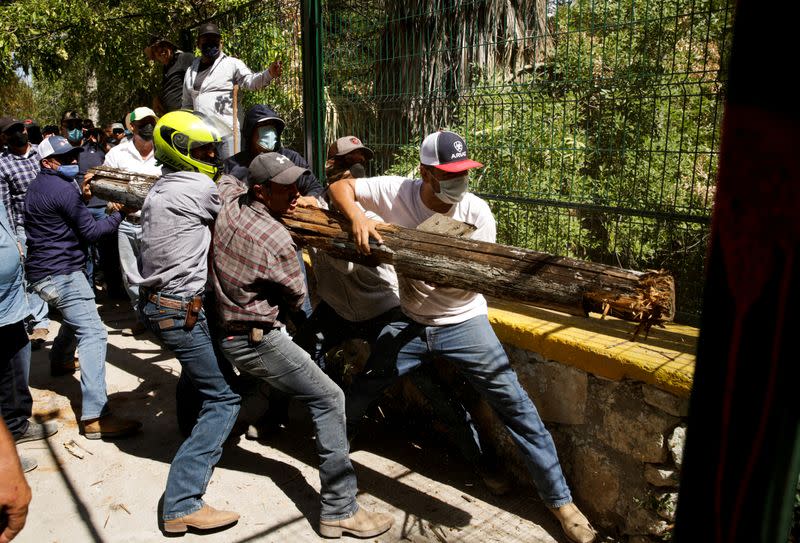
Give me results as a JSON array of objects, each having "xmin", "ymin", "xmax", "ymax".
[{"xmin": 301, "ymin": 0, "xmax": 325, "ymax": 179}]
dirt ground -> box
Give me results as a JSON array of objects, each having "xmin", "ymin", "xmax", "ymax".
[{"xmin": 15, "ymin": 296, "xmax": 566, "ymax": 543}]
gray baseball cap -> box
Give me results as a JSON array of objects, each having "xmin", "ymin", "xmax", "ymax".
[{"xmin": 249, "ymin": 152, "xmax": 309, "ymax": 185}]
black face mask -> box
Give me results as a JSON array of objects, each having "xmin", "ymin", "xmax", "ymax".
[
  {"xmin": 349, "ymin": 163, "xmax": 367, "ymax": 178},
  {"xmin": 201, "ymin": 43, "xmax": 220, "ymax": 60},
  {"xmin": 7, "ymin": 131, "xmax": 28, "ymax": 148},
  {"xmin": 137, "ymin": 123, "xmax": 155, "ymax": 141}
]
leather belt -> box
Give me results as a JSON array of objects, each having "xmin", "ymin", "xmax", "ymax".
[
  {"xmin": 146, "ymin": 292, "xmax": 194, "ymax": 310},
  {"xmin": 145, "ymin": 290, "xmax": 203, "ymax": 330},
  {"xmin": 225, "ymin": 323, "xmax": 269, "ymax": 344}
]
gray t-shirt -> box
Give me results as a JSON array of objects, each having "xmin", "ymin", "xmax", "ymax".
[{"xmin": 128, "ymin": 170, "xmax": 220, "ymax": 296}]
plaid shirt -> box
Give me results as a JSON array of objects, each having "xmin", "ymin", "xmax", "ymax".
[
  {"xmin": 211, "ymin": 175, "xmax": 305, "ymax": 328},
  {"xmin": 0, "ymin": 144, "xmax": 40, "ymax": 229}
]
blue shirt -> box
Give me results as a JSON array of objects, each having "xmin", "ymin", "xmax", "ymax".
[
  {"xmin": 24, "ymin": 168, "xmax": 124, "ymax": 283},
  {"xmin": 0, "ymin": 200, "xmax": 26, "ymax": 326}
]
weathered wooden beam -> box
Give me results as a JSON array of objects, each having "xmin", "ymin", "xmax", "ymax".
[
  {"xmin": 88, "ymin": 166, "xmax": 159, "ymax": 209},
  {"xmin": 89, "ymin": 167, "xmax": 676, "ymax": 328}
]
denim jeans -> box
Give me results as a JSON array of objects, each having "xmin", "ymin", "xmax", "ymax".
[
  {"xmin": 295, "ymin": 303, "xmax": 487, "ymax": 463},
  {"xmin": 117, "ymin": 220, "xmax": 142, "ymax": 318},
  {"xmin": 16, "ymin": 225, "xmax": 50, "ymax": 331},
  {"xmin": 218, "ymin": 328, "xmax": 358, "ymax": 520},
  {"xmin": 0, "ymin": 320, "xmax": 32, "ymax": 437},
  {"xmin": 293, "ymin": 302, "xmax": 404, "ymax": 372},
  {"xmin": 86, "ymin": 206, "xmax": 109, "ymax": 286},
  {"xmin": 140, "ymin": 297, "xmax": 240, "ymax": 520},
  {"xmin": 346, "ymin": 313, "xmax": 572, "ymax": 507},
  {"xmin": 295, "ymin": 250, "xmax": 313, "ymax": 319},
  {"xmin": 31, "ymin": 271, "xmax": 109, "ymax": 420}
]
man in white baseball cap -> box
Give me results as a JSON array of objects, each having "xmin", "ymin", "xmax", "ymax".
[
  {"xmin": 102, "ymin": 106, "xmax": 162, "ymax": 335},
  {"xmin": 328, "ymin": 129, "xmax": 597, "ymax": 543}
]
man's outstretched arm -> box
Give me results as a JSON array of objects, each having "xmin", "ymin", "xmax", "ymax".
[{"xmin": 0, "ymin": 419, "xmax": 31, "ymax": 543}]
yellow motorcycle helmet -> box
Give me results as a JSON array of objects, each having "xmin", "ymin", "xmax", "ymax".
[{"xmin": 154, "ymin": 110, "xmax": 226, "ymax": 180}]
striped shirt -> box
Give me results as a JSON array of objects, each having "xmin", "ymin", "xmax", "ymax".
[
  {"xmin": 211, "ymin": 174, "xmax": 305, "ymax": 328},
  {"xmin": 0, "ymin": 144, "xmax": 40, "ymax": 229}
]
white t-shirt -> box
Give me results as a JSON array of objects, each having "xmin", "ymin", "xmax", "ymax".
[
  {"xmin": 354, "ymin": 175, "xmax": 496, "ymax": 326},
  {"xmin": 103, "ymin": 139, "xmax": 162, "ymax": 176},
  {"xmin": 103, "ymin": 139, "xmax": 162, "ymax": 220},
  {"xmin": 310, "ymin": 197, "xmax": 399, "ymax": 322}
]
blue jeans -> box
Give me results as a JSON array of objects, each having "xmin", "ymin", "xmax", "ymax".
[
  {"xmin": 296, "ymin": 250, "xmax": 313, "ymax": 319},
  {"xmin": 346, "ymin": 314, "xmax": 572, "ymax": 507},
  {"xmin": 219, "ymin": 328, "xmax": 358, "ymax": 520},
  {"xmin": 16, "ymin": 225, "xmax": 50, "ymax": 331},
  {"xmin": 86, "ymin": 206, "xmax": 108, "ymax": 286},
  {"xmin": 140, "ymin": 297, "xmax": 240, "ymax": 520},
  {"xmin": 0, "ymin": 320, "xmax": 32, "ymax": 437},
  {"xmin": 31, "ymin": 271, "xmax": 109, "ymax": 420},
  {"xmin": 117, "ymin": 220, "xmax": 142, "ymax": 318},
  {"xmin": 295, "ymin": 303, "xmax": 488, "ymax": 465},
  {"xmin": 293, "ymin": 302, "xmax": 404, "ymax": 372}
]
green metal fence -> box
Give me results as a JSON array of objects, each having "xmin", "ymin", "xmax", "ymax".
[{"xmin": 222, "ymin": 0, "xmax": 734, "ymax": 323}]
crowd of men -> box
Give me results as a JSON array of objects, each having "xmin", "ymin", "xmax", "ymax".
[{"xmin": 0, "ymin": 22, "xmax": 597, "ymax": 543}]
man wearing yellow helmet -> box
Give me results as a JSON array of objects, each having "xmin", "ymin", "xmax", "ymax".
[{"xmin": 127, "ymin": 110, "xmax": 241, "ymax": 534}]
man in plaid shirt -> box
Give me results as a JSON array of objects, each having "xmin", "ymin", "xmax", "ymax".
[
  {"xmin": 0, "ymin": 117, "xmax": 50, "ymax": 345},
  {"xmin": 211, "ymin": 152, "xmax": 394, "ymax": 539}
]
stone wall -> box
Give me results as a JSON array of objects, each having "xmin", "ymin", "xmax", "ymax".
[{"xmin": 495, "ymin": 345, "xmax": 687, "ymax": 541}]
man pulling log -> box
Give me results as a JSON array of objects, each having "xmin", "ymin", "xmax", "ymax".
[
  {"xmin": 328, "ymin": 130, "xmax": 597, "ymax": 543},
  {"xmin": 87, "ymin": 163, "xmax": 674, "ymax": 331}
]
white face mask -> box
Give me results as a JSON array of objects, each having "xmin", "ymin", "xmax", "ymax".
[
  {"xmin": 257, "ymin": 126, "xmax": 278, "ymax": 151},
  {"xmin": 434, "ymin": 174, "xmax": 469, "ymax": 204}
]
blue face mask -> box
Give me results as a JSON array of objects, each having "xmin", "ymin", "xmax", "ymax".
[
  {"xmin": 67, "ymin": 128, "xmax": 83, "ymax": 142},
  {"xmin": 201, "ymin": 43, "xmax": 220, "ymax": 59},
  {"xmin": 257, "ymin": 126, "xmax": 278, "ymax": 151},
  {"xmin": 58, "ymin": 164, "xmax": 80, "ymax": 179}
]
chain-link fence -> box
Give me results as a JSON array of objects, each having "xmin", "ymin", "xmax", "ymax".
[
  {"xmin": 322, "ymin": 0, "xmax": 734, "ymax": 323},
  {"xmin": 220, "ymin": 0, "xmax": 734, "ymax": 323}
]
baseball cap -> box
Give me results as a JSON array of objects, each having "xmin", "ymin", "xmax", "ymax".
[
  {"xmin": 327, "ymin": 136, "xmax": 374, "ymax": 160},
  {"xmin": 0, "ymin": 117, "xmax": 24, "ymax": 133},
  {"xmin": 249, "ymin": 152, "xmax": 309, "ymax": 185},
  {"xmin": 419, "ymin": 130, "xmax": 483, "ymax": 173},
  {"xmin": 111, "ymin": 122, "xmax": 125, "ymax": 131},
  {"xmin": 254, "ymin": 114, "xmax": 285, "ymax": 132},
  {"xmin": 197, "ymin": 22, "xmax": 221, "ymax": 38},
  {"xmin": 38, "ymin": 136, "xmax": 84, "ymax": 159},
  {"xmin": 129, "ymin": 107, "xmax": 158, "ymax": 124},
  {"xmin": 145, "ymin": 35, "xmax": 178, "ymax": 60}
]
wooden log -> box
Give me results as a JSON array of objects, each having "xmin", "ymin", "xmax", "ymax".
[
  {"xmin": 88, "ymin": 167, "xmax": 676, "ymax": 329},
  {"xmin": 88, "ymin": 166, "xmax": 159, "ymax": 209}
]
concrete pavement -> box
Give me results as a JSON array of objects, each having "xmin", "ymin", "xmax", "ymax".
[{"xmin": 16, "ymin": 297, "xmax": 565, "ymax": 543}]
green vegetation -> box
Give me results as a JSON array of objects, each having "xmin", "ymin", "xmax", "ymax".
[
  {"xmin": 326, "ymin": 0, "xmax": 734, "ymax": 320},
  {"xmin": 0, "ymin": 0, "xmax": 733, "ymax": 319}
]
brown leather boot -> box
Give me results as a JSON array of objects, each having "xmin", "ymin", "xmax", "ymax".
[
  {"xmin": 550, "ymin": 502, "xmax": 597, "ymax": 543},
  {"xmin": 319, "ymin": 504, "xmax": 393, "ymax": 538},
  {"xmin": 163, "ymin": 504, "xmax": 240, "ymax": 534},
  {"xmin": 80, "ymin": 414, "xmax": 142, "ymax": 440}
]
